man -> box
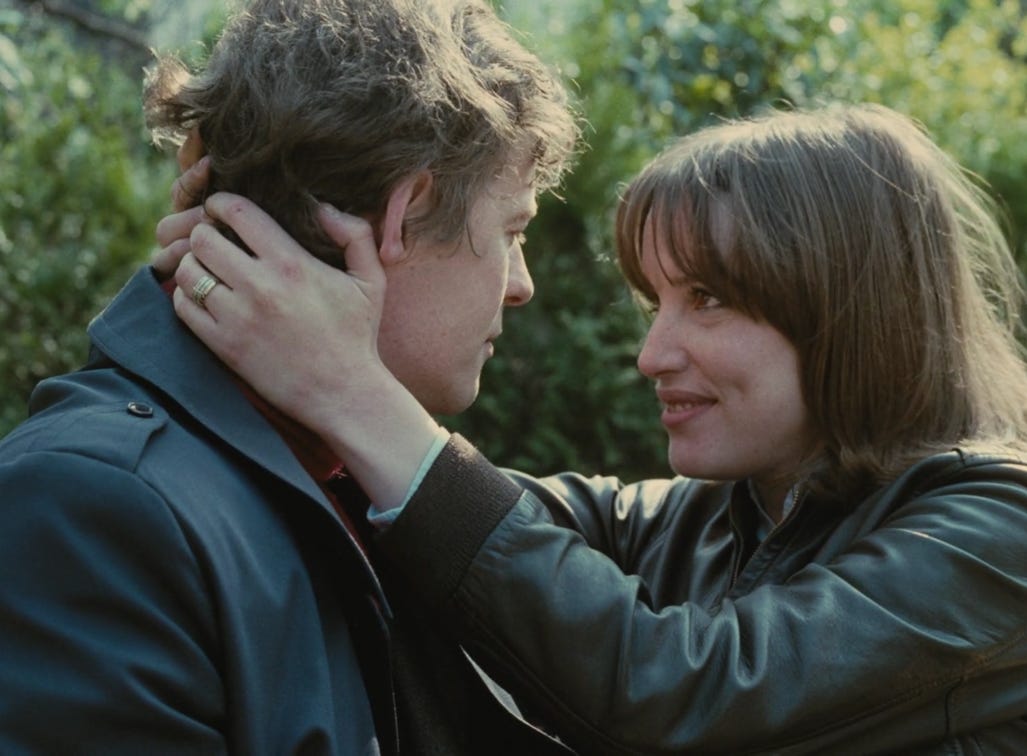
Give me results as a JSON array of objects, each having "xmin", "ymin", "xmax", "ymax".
[{"xmin": 0, "ymin": 0, "xmax": 577, "ymax": 752}]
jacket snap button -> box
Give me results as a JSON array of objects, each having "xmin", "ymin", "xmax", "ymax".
[{"xmin": 126, "ymin": 401, "xmax": 154, "ymax": 418}]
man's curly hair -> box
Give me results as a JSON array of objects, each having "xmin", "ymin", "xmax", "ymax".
[{"xmin": 145, "ymin": 0, "xmax": 579, "ymax": 264}]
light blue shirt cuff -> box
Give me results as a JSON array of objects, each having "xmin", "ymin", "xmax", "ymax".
[{"xmin": 366, "ymin": 429, "xmax": 450, "ymax": 529}]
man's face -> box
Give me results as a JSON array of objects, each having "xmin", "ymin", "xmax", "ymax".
[{"xmin": 376, "ymin": 160, "xmax": 537, "ymax": 416}]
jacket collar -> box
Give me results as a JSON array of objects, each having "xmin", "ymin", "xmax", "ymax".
[{"xmin": 88, "ymin": 266, "xmax": 343, "ymax": 526}]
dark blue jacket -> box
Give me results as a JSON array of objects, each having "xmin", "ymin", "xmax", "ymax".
[{"xmin": 0, "ymin": 268, "xmax": 569, "ymax": 755}]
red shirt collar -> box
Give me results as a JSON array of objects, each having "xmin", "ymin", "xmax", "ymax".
[{"xmin": 238, "ymin": 381, "xmax": 347, "ymax": 484}]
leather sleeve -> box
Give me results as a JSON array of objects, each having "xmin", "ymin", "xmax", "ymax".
[
  {"xmin": 503, "ymin": 466, "xmax": 685, "ymax": 572},
  {"xmin": 0, "ymin": 451, "xmax": 226, "ymax": 754},
  {"xmin": 378, "ymin": 435, "xmax": 1027, "ymax": 755}
]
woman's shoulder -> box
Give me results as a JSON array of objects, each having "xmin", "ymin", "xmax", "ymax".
[
  {"xmin": 512, "ymin": 468, "xmax": 731, "ymax": 515},
  {"xmin": 906, "ymin": 443, "xmax": 1027, "ymax": 483},
  {"xmin": 866, "ymin": 443, "xmax": 1027, "ymax": 522}
]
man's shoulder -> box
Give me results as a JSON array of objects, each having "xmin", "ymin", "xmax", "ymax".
[
  {"xmin": 3, "ymin": 364, "xmax": 277, "ymax": 505},
  {"xmin": 0, "ymin": 363, "xmax": 314, "ymax": 561},
  {"xmin": 1, "ymin": 366, "xmax": 169, "ymax": 474}
]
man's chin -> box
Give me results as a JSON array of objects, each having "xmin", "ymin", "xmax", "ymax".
[{"xmin": 420, "ymin": 381, "xmax": 480, "ymax": 419}]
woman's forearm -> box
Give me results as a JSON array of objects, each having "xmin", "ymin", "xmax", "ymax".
[{"xmin": 312, "ymin": 368, "xmax": 446, "ymax": 510}]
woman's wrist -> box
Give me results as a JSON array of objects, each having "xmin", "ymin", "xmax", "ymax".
[{"xmin": 313, "ymin": 367, "xmax": 447, "ymax": 509}]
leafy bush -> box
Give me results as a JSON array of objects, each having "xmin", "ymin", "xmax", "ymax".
[
  {"xmin": 445, "ymin": 0, "xmax": 1027, "ymax": 480},
  {"xmin": 451, "ymin": 0, "xmax": 851, "ymax": 478},
  {"xmin": 0, "ymin": 6, "xmax": 175, "ymax": 436},
  {"xmin": 813, "ymin": 0, "xmax": 1027, "ymax": 260}
]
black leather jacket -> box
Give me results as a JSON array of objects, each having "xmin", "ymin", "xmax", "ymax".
[{"xmin": 378, "ymin": 435, "xmax": 1027, "ymax": 754}]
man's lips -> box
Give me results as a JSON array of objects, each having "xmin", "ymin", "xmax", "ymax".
[{"xmin": 484, "ymin": 331, "xmax": 501, "ymax": 357}]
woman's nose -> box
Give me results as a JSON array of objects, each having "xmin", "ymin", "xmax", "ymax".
[{"xmin": 637, "ymin": 310, "xmax": 687, "ymax": 378}]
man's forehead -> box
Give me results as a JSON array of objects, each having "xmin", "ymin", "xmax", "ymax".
[{"xmin": 480, "ymin": 162, "xmax": 539, "ymax": 217}]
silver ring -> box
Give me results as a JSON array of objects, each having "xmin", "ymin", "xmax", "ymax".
[{"xmin": 190, "ymin": 274, "xmax": 219, "ymax": 309}]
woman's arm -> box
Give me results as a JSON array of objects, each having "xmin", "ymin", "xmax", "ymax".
[
  {"xmin": 152, "ymin": 184, "xmax": 679, "ymax": 554},
  {"xmin": 151, "ymin": 151, "xmax": 441, "ymax": 507},
  {"xmin": 380, "ymin": 435, "xmax": 1027, "ymax": 754}
]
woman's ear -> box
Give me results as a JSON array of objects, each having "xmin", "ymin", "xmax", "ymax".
[{"xmin": 379, "ymin": 171, "xmax": 433, "ymax": 265}]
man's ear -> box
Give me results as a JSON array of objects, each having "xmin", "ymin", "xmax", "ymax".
[{"xmin": 379, "ymin": 171, "xmax": 433, "ymax": 265}]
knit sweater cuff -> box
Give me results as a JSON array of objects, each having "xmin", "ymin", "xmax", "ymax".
[{"xmin": 377, "ymin": 433, "xmax": 522, "ymax": 607}]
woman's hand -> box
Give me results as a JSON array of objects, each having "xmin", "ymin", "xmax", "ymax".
[
  {"xmin": 173, "ymin": 192, "xmax": 385, "ymax": 428},
  {"xmin": 171, "ymin": 192, "xmax": 442, "ymax": 507},
  {"xmin": 152, "ymin": 155, "xmax": 211, "ymax": 279}
]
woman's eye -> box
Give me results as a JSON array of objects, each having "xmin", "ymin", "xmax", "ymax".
[{"xmin": 691, "ymin": 286, "xmax": 722, "ymax": 310}]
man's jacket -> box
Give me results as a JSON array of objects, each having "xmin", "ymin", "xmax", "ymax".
[
  {"xmin": 0, "ymin": 268, "xmax": 569, "ymax": 755},
  {"xmin": 377, "ymin": 435, "xmax": 1027, "ymax": 754}
]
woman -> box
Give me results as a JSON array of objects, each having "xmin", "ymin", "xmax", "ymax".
[{"xmin": 162, "ymin": 103, "xmax": 1027, "ymax": 753}]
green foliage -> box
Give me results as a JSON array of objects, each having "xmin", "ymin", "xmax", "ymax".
[
  {"xmin": 812, "ymin": 0, "xmax": 1027, "ymax": 259},
  {"xmin": 0, "ymin": 6, "xmax": 175, "ymax": 435},
  {"xmin": 453, "ymin": 0, "xmax": 847, "ymax": 478},
  {"xmin": 447, "ymin": 0, "xmax": 1027, "ymax": 479}
]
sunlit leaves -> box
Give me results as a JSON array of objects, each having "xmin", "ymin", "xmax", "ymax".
[
  {"xmin": 457, "ymin": 0, "xmax": 1027, "ymax": 478},
  {"xmin": 0, "ymin": 8, "xmax": 175, "ymax": 434}
]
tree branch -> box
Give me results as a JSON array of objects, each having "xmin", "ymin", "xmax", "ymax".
[{"xmin": 28, "ymin": 0, "xmax": 151, "ymax": 54}]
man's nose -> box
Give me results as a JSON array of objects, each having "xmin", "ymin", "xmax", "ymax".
[{"xmin": 505, "ymin": 245, "xmax": 534, "ymax": 306}]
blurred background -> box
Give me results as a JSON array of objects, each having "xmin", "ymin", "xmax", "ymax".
[{"xmin": 2, "ymin": 0, "xmax": 1026, "ymax": 480}]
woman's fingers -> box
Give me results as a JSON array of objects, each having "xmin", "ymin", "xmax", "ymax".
[
  {"xmin": 152, "ymin": 146, "xmax": 213, "ymax": 281},
  {"xmin": 185, "ymin": 221, "xmax": 257, "ymax": 291},
  {"xmin": 171, "ymin": 251, "xmax": 247, "ymax": 367},
  {"xmin": 171, "ymin": 259, "xmax": 237, "ymax": 362},
  {"xmin": 167, "ymin": 199, "xmax": 388, "ymax": 431},
  {"xmin": 151, "ymin": 237, "xmax": 193, "ymax": 280},
  {"xmin": 184, "ymin": 194, "xmax": 306, "ymax": 317},
  {"xmin": 196, "ymin": 194, "xmax": 384, "ymax": 310},
  {"xmin": 174, "ymin": 252, "xmax": 232, "ymax": 315},
  {"xmin": 170, "ymin": 195, "xmax": 383, "ymax": 308},
  {"xmin": 171, "ymin": 155, "xmax": 211, "ymax": 213},
  {"xmin": 317, "ymin": 203, "xmax": 384, "ymax": 290},
  {"xmin": 156, "ymin": 205, "xmax": 207, "ymax": 249},
  {"xmin": 153, "ymin": 201, "xmax": 211, "ymax": 279},
  {"xmin": 201, "ymin": 193, "xmax": 308, "ymax": 265}
]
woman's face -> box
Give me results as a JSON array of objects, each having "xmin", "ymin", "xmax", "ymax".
[{"xmin": 636, "ymin": 216, "xmax": 818, "ymax": 511}]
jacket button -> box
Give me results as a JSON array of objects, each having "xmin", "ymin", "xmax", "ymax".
[{"xmin": 126, "ymin": 401, "xmax": 154, "ymax": 418}]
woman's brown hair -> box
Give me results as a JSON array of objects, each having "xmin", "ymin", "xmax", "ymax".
[{"xmin": 617, "ymin": 103, "xmax": 1027, "ymax": 498}]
